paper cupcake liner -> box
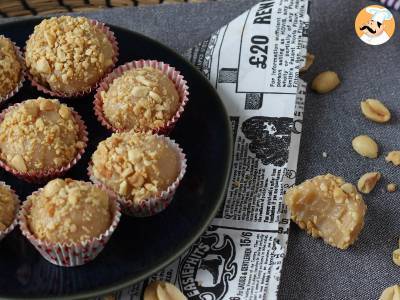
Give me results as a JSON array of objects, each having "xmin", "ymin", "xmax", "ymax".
[
  {"xmin": 25, "ymin": 18, "xmax": 119, "ymax": 99},
  {"xmin": 88, "ymin": 136, "xmax": 187, "ymax": 217},
  {"xmin": 0, "ymin": 182, "xmax": 20, "ymax": 242},
  {"xmin": 0, "ymin": 102, "xmax": 89, "ymax": 183},
  {"xmin": 18, "ymin": 191, "xmax": 121, "ymax": 267},
  {"xmin": 0, "ymin": 35, "xmax": 26, "ymax": 103},
  {"xmin": 94, "ymin": 59, "xmax": 189, "ymax": 135}
]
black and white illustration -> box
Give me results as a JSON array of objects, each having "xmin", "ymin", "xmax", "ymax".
[
  {"xmin": 241, "ymin": 116, "xmax": 293, "ymax": 167},
  {"xmin": 178, "ymin": 230, "xmax": 237, "ymax": 300},
  {"xmin": 120, "ymin": 0, "xmax": 309, "ymax": 299}
]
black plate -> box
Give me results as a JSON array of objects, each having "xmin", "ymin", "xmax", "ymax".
[{"xmin": 0, "ymin": 19, "xmax": 232, "ymax": 299}]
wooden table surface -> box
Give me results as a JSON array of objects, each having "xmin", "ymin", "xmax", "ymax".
[{"xmin": 0, "ymin": 0, "xmax": 214, "ymax": 17}]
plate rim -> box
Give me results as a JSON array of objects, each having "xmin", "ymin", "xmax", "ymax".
[{"xmin": 0, "ymin": 18, "xmax": 233, "ymax": 300}]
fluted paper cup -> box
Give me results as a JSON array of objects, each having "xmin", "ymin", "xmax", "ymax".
[
  {"xmin": 94, "ymin": 59, "xmax": 189, "ymax": 135},
  {"xmin": 18, "ymin": 193, "xmax": 121, "ymax": 267},
  {"xmin": 89, "ymin": 137, "xmax": 187, "ymax": 217},
  {"xmin": 0, "ymin": 102, "xmax": 88, "ymax": 183}
]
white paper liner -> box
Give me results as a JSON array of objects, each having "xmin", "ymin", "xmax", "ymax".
[
  {"xmin": 18, "ymin": 190, "xmax": 121, "ymax": 267},
  {"xmin": 94, "ymin": 59, "xmax": 189, "ymax": 134},
  {"xmin": 0, "ymin": 101, "xmax": 89, "ymax": 183},
  {"xmin": 0, "ymin": 182, "xmax": 20, "ymax": 242},
  {"xmin": 89, "ymin": 136, "xmax": 187, "ymax": 217},
  {"xmin": 25, "ymin": 18, "xmax": 119, "ymax": 98}
]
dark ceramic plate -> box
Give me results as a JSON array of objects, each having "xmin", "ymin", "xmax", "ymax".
[{"xmin": 0, "ymin": 19, "xmax": 232, "ymax": 299}]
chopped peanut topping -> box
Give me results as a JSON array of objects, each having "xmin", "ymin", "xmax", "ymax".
[
  {"xmin": 28, "ymin": 178, "xmax": 111, "ymax": 243},
  {"xmin": 91, "ymin": 132, "xmax": 180, "ymax": 204},
  {"xmin": 0, "ymin": 184, "xmax": 17, "ymax": 232},
  {"xmin": 0, "ymin": 98, "xmax": 84, "ymax": 172},
  {"xmin": 25, "ymin": 16, "xmax": 114, "ymax": 95},
  {"xmin": 0, "ymin": 36, "xmax": 22, "ymax": 98},
  {"xmin": 102, "ymin": 67, "xmax": 180, "ymax": 131},
  {"xmin": 284, "ymin": 174, "xmax": 367, "ymax": 249}
]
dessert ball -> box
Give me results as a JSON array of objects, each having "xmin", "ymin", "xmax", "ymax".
[
  {"xmin": 91, "ymin": 132, "xmax": 181, "ymax": 203},
  {"xmin": 101, "ymin": 67, "xmax": 180, "ymax": 132},
  {"xmin": 28, "ymin": 178, "xmax": 112, "ymax": 243},
  {"xmin": 25, "ymin": 16, "xmax": 116, "ymax": 96},
  {"xmin": 284, "ymin": 174, "xmax": 367, "ymax": 250},
  {"xmin": 0, "ymin": 36, "xmax": 23, "ymax": 99},
  {"xmin": 0, "ymin": 98, "xmax": 86, "ymax": 174},
  {"xmin": 0, "ymin": 183, "xmax": 18, "ymax": 232}
]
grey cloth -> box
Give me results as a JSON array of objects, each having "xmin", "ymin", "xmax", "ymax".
[
  {"xmin": 279, "ymin": 0, "xmax": 400, "ymax": 299},
  {"xmin": 0, "ymin": 0, "xmax": 397, "ymax": 299}
]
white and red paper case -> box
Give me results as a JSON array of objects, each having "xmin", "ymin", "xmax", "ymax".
[
  {"xmin": 94, "ymin": 59, "xmax": 189, "ymax": 135},
  {"xmin": 0, "ymin": 35, "xmax": 25, "ymax": 103},
  {"xmin": 0, "ymin": 102, "xmax": 89, "ymax": 183},
  {"xmin": 0, "ymin": 182, "xmax": 20, "ymax": 242},
  {"xmin": 18, "ymin": 193, "xmax": 121, "ymax": 267},
  {"xmin": 25, "ymin": 18, "xmax": 119, "ymax": 99},
  {"xmin": 88, "ymin": 136, "xmax": 187, "ymax": 217}
]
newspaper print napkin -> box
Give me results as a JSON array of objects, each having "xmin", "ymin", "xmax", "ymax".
[{"xmin": 109, "ymin": 1, "xmax": 310, "ymax": 299}]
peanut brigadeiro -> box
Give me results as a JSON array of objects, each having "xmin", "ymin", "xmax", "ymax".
[
  {"xmin": 28, "ymin": 179, "xmax": 112, "ymax": 243},
  {"xmin": 0, "ymin": 184, "xmax": 18, "ymax": 232},
  {"xmin": 91, "ymin": 132, "xmax": 181, "ymax": 204},
  {"xmin": 284, "ymin": 174, "xmax": 367, "ymax": 249},
  {"xmin": 101, "ymin": 67, "xmax": 180, "ymax": 132},
  {"xmin": 25, "ymin": 16, "xmax": 116, "ymax": 96},
  {"xmin": 0, "ymin": 36, "xmax": 23, "ymax": 100},
  {"xmin": 0, "ymin": 98, "xmax": 86, "ymax": 174}
]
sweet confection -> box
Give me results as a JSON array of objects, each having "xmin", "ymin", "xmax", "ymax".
[
  {"xmin": 284, "ymin": 174, "xmax": 367, "ymax": 249},
  {"xmin": 0, "ymin": 183, "xmax": 18, "ymax": 233},
  {"xmin": 100, "ymin": 66, "xmax": 180, "ymax": 132},
  {"xmin": 0, "ymin": 98, "xmax": 87, "ymax": 178},
  {"xmin": 90, "ymin": 131, "xmax": 186, "ymax": 216},
  {"xmin": 27, "ymin": 178, "xmax": 112, "ymax": 243},
  {"xmin": 0, "ymin": 35, "xmax": 23, "ymax": 100},
  {"xmin": 25, "ymin": 16, "xmax": 117, "ymax": 96}
]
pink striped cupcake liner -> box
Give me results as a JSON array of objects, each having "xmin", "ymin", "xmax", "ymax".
[
  {"xmin": 0, "ymin": 182, "xmax": 20, "ymax": 242},
  {"xmin": 18, "ymin": 190, "xmax": 121, "ymax": 267},
  {"xmin": 0, "ymin": 35, "xmax": 25, "ymax": 103},
  {"xmin": 94, "ymin": 59, "xmax": 189, "ymax": 135},
  {"xmin": 25, "ymin": 18, "xmax": 119, "ymax": 99},
  {"xmin": 0, "ymin": 101, "xmax": 89, "ymax": 183},
  {"xmin": 88, "ymin": 136, "xmax": 187, "ymax": 217}
]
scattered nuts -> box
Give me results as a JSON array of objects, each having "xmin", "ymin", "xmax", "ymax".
[
  {"xmin": 360, "ymin": 99, "xmax": 391, "ymax": 123},
  {"xmin": 357, "ymin": 172, "xmax": 381, "ymax": 194},
  {"xmin": 311, "ymin": 71, "xmax": 340, "ymax": 94},
  {"xmin": 144, "ymin": 281, "xmax": 187, "ymax": 300},
  {"xmin": 387, "ymin": 183, "xmax": 397, "ymax": 193},
  {"xmin": 393, "ymin": 249, "xmax": 400, "ymax": 266},
  {"xmin": 284, "ymin": 174, "xmax": 366, "ymax": 249},
  {"xmin": 386, "ymin": 151, "xmax": 400, "ymax": 166},
  {"xmin": 300, "ymin": 52, "xmax": 315, "ymax": 73},
  {"xmin": 352, "ymin": 135, "xmax": 379, "ymax": 158},
  {"xmin": 380, "ymin": 285, "xmax": 400, "ymax": 300}
]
